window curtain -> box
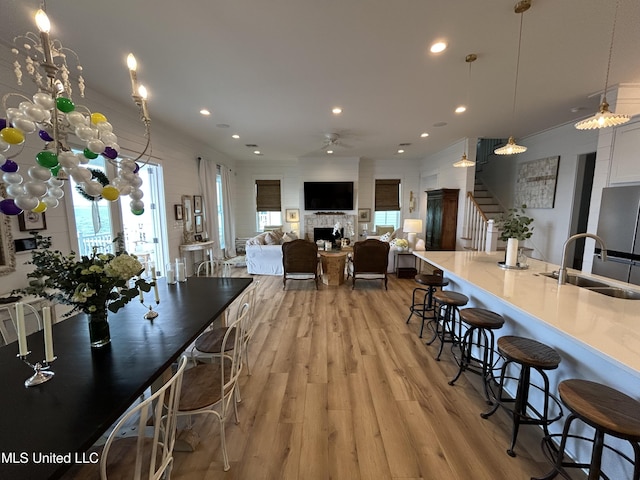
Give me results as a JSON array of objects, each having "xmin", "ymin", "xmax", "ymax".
[
  {"xmin": 198, "ymin": 157, "xmax": 224, "ymax": 259},
  {"xmin": 221, "ymin": 165, "xmax": 236, "ymax": 257},
  {"xmin": 375, "ymin": 179, "xmax": 401, "ymax": 211},
  {"xmin": 255, "ymin": 180, "xmax": 281, "ymax": 211}
]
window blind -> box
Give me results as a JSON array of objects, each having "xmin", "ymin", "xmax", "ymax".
[
  {"xmin": 375, "ymin": 179, "xmax": 401, "ymax": 211},
  {"xmin": 256, "ymin": 180, "xmax": 281, "ymax": 212}
]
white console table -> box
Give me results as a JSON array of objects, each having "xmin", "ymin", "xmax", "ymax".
[{"xmin": 179, "ymin": 241, "xmax": 216, "ymax": 276}]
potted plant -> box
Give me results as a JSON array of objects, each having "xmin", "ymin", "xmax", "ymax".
[{"xmin": 497, "ymin": 205, "xmax": 534, "ymax": 266}]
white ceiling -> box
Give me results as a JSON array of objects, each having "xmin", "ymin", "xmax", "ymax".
[{"xmin": 2, "ymin": 0, "xmax": 640, "ymax": 162}]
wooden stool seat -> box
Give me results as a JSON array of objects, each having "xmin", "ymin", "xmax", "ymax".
[
  {"xmin": 497, "ymin": 336, "xmax": 561, "ymax": 370},
  {"xmin": 433, "ymin": 290, "xmax": 468, "ymax": 307},
  {"xmin": 459, "ymin": 308, "xmax": 505, "ymax": 330},
  {"xmin": 559, "ymin": 380, "xmax": 640, "ymax": 441},
  {"xmin": 406, "ymin": 274, "xmax": 450, "ymax": 338},
  {"xmin": 534, "ymin": 379, "xmax": 640, "ymax": 479},
  {"xmin": 415, "ymin": 274, "xmax": 449, "ymax": 288},
  {"xmin": 482, "ymin": 335, "xmax": 563, "ymax": 457}
]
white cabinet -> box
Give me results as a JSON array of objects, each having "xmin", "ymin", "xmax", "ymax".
[{"xmin": 610, "ymin": 121, "xmax": 640, "ymax": 184}]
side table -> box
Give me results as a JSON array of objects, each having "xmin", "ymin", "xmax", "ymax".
[
  {"xmin": 318, "ymin": 250, "xmax": 348, "ymax": 286},
  {"xmin": 394, "ymin": 250, "xmax": 417, "ymax": 278}
]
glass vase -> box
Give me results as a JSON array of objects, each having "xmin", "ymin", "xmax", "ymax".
[{"xmin": 88, "ymin": 306, "xmax": 111, "ymax": 348}]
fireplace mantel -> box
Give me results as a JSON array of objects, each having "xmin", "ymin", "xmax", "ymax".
[{"xmin": 304, "ymin": 214, "xmax": 356, "ymax": 241}]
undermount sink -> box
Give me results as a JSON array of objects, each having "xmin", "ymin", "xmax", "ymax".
[{"xmin": 538, "ymin": 272, "xmax": 640, "ymax": 300}]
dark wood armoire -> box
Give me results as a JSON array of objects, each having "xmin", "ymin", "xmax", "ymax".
[{"xmin": 425, "ymin": 188, "xmax": 459, "ymax": 250}]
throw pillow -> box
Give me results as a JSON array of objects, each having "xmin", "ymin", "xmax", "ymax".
[
  {"xmin": 282, "ymin": 233, "xmax": 295, "ymax": 243},
  {"xmin": 246, "ymin": 233, "xmax": 267, "ymax": 245},
  {"xmin": 379, "ymin": 232, "xmax": 391, "ymax": 242},
  {"xmin": 264, "ymin": 232, "xmax": 279, "ymax": 245}
]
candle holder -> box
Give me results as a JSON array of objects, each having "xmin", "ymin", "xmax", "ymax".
[
  {"xmin": 142, "ymin": 302, "xmax": 159, "ymax": 320},
  {"xmin": 18, "ymin": 353, "xmax": 56, "ymax": 387}
]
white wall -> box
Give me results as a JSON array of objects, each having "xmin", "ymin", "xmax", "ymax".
[{"xmin": 479, "ymin": 124, "xmax": 598, "ymax": 264}]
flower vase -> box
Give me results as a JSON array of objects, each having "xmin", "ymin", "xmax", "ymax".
[
  {"xmin": 505, "ymin": 238, "xmax": 519, "ymax": 267},
  {"xmin": 88, "ymin": 307, "xmax": 111, "ymax": 348}
]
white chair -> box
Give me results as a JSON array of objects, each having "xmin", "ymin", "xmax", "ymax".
[
  {"xmin": 177, "ymin": 309, "xmax": 246, "ymax": 471},
  {"xmin": 67, "ymin": 355, "xmax": 188, "ymax": 479},
  {"xmin": 0, "ymin": 303, "xmax": 43, "ymax": 346}
]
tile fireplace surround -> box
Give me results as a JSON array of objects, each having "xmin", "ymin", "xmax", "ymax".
[{"xmin": 304, "ymin": 214, "xmax": 356, "ymax": 242}]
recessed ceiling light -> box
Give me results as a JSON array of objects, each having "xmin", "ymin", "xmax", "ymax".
[
  {"xmin": 420, "ymin": 132, "xmax": 429, "ymax": 138},
  {"xmin": 430, "ymin": 42, "xmax": 447, "ymax": 53},
  {"xmin": 232, "ymin": 134, "xmax": 240, "ymax": 139},
  {"xmin": 332, "ymin": 107, "xmax": 343, "ymax": 115},
  {"xmin": 200, "ymin": 109, "xmax": 211, "ymax": 116},
  {"xmin": 253, "ymin": 150, "xmax": 261, "ymax": 155},
  {"xmin": 397, "ymin": 149, "xmax": 405, "ymax": 154},
  {"xmin": 455, "ymin": 106, "xmax": 466, "ymax": 114},
  {"xmin": 326, "ymin": 150, "xmax": 334, "ymax": 154}
]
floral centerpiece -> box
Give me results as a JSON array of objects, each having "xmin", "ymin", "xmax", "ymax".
[
  {"xmin": 496, "ymin": 205, "xmax": 534, "ymax": 267},
  {"xmin": 395, "ymin": 238, "xmax": 409, "ymax": 250},
  {"xmin": 16, "ymin": 233, "xmax": 153, "ymax": 348}
]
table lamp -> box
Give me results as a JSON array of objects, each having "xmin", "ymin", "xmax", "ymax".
[{"xmin": 403, "ymin": 219, "xmax": 423, "ymax": 251}]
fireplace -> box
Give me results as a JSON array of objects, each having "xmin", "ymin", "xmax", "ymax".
[{"xmin": 314, "ymin": 227, "xmax": 342, "ymax": 243}]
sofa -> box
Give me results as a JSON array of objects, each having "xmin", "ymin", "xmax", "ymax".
[{"xmin": 245, "ymin": 230, "xmax": 297, "ymax": 275}]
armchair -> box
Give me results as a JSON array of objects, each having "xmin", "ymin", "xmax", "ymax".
[
  {"xmin": 282, "ymin": 239, "xmax": 319, "ymax": 290},
  {"xmin": 349, "ymin": 239, "xmax": 390, "ymax": 290}
]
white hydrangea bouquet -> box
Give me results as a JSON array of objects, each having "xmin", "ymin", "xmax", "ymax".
[
  {"xmin": 394, "ymin": 238, "xmax": 409, "ymax": 250},
  {"xmin": 18, "ymin": 233, "xmax": 152, "ymax": 315}
]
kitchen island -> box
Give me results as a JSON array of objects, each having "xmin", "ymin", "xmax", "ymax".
[{"xmin": 414, "ymin": 250, "xmax": 640, "ymax": 476}]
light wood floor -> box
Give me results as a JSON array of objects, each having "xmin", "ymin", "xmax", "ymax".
[{"xmin": 171, "ymin": 268, "xmax": 571, "ymax": 480}]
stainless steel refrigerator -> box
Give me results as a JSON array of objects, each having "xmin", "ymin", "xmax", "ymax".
[{"xmin": 592, "ymin": 185, "xmax": 640, "ymax": 285}]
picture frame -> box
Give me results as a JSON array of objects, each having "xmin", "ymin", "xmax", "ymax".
[
  {"xmin": 285, "ymin": 208, "xmax": 300, "ymax": 223},
  {"xmin": 358, "ymin": 208, "xmax": 371, "ymax": 223},
  {"xmin": 174, "ymin": 204, "xmax": 183, "ymax": 221},
  {"xmin": 194, "ymin": 214, "xmax": 203, "ymax": 233},
  {"xmin": 193, "ymin": 195, "xmax": 203, "ymax": 214},
  {"xmin": 18, "ymin": 211, "xmax": 47, "ymax": 231}
]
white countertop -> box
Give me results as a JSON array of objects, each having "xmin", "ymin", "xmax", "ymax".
[{"xmin": 414, "ymin": 250, "xmax": 640, "ymax": 376}]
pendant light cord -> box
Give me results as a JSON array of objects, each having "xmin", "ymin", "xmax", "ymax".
[
  {"xmin": 602, "ymin": 0, "xmax": 620, "ymax": 102},
  {"xmin": 511, "ymin": 11, "xmax": 525, "ymax": 127}
]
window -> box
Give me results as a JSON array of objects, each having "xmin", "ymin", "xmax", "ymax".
[
  {"xmin": 216, "ymin": 167, "xmax": 225, "ymax": 249},
  {"xmin": 374, "ymin": 179, "xmax": 401, "ymax": 230},
  {"xmin": 255, "ymin": 179, "xmax": 282, "ymax": 231}
]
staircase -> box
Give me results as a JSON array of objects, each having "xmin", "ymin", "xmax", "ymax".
[{"xmin": 461, "ymin": 179, "xmax": 504, "ymax": 251}]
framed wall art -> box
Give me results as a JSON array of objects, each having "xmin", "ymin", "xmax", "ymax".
[
  {"xmin": 193, "ymin": 195, "xmax": 203, "ymax": 214},
  {"xmin": 358, "ymin": 208, "xmax": 371, "ymax": 222},
  {"xmin": 285, "ymin": 208, "xmax": 299, "ymax": 222},
  {"xmin": 18, "ymin": 211, "xmax": 47, "ymax": 231},
  {"xmin": 514, "ymin": 156, "xmax": 560, "ymax": 209},
  {"xmin": 194, "ymin": 214, "xmax": 203, "ymax": 233},
  {"xmin": 174, "ymin": 204, "xmax": 183, "ymax": 221}
]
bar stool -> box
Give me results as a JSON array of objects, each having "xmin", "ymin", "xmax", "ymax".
[
  {"xmin": 427, "ymin": 290, "xmax": 468, "ymax": 361},
  {"xmin": 448, "ymin": 308, "xmax": 504, "ymax": 403},
  {"xmin": 533, "ymin": 379, "xmax": 640, "ymax": 480},
  {"xmin": 406, "ymin": 273, "xmax": 449, "ymax": 338},
  {"xmin": 481, "ymin": 336, "xmax": 563, "ymax": 457}
]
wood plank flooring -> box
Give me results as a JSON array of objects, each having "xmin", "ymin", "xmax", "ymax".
[{"xmin": 171, "ymin": 268, "xmax": 573, "ymax": 480}]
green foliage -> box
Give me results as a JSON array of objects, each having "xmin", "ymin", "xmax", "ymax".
[
  {"xmin": 497, "ymin": 205, "xmax": 534, "ymax": 241},
  {"xmin": 14, "ymin": 232, "xmax": 154, "ymax": 316}
]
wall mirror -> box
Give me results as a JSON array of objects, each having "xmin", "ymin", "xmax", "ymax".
[
  {"xmin": 182, "ymin": 195, "xmax": 194, "ymax": 234},
  {"xmin": 0, "ymin": 183, "xmax": 16, "ymax": 277}
]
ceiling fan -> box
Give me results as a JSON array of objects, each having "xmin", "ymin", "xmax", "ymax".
[{"xmin": 321, "ymin": 132, "xmax": 353, "ymax": 153}]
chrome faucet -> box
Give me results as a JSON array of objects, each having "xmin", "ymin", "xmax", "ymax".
[{"xmin": 558, "ymin": 233, "xmax": 607, "ymax": 285}]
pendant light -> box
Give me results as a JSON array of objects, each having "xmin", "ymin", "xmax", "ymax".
[
  {"xmin": 454, "ymin": 54, "xmax": 477, "ymax": 168},
  {"xmin": 575, "ymin": 0, "xmax": 630, "ymax": 130},
  {"xmin": 494, "ymin": 0, "xmax": 530, "ymax": 156}
]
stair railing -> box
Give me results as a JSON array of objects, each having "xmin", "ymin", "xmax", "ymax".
[{"xmin": 464, "ymin": 192, "xmax": 490, "ymax": 252}]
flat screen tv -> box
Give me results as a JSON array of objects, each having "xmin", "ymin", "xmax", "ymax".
[{"xmin": 304, "ymin": 181, "xmax": 354, "ymax": 210}]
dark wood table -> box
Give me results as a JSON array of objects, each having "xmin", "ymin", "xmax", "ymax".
[{"xmin": 0, "ymin": 276, "xmax": 252, "ymax": 480}]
